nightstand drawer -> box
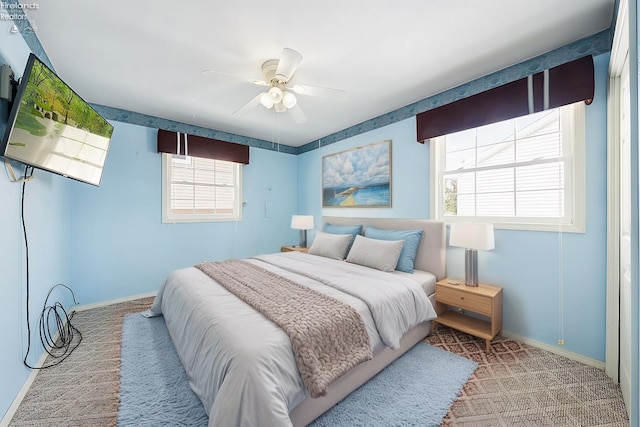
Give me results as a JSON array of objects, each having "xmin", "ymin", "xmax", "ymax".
[{"xmin": 436, "ymin": 286, "xmax": 492, "ymax": 316}]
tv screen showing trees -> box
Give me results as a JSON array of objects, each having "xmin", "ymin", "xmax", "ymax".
[{"xmin": 2, "ymin": 54, "xmax": 114, "ymax": 186}]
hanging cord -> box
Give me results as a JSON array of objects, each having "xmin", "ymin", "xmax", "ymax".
[
  {"xmin": 20, "ymin": 166, "xmax": 82, "ymax": 369},
  {"xmin": 557, "ymin": 143, "xmax": 565, "ymax": 345},
  {"xmin": 28, "ymin": 284, "xmax": 83, "ymax": 369}
]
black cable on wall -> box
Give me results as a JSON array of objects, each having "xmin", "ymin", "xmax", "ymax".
[{"xmin": 20, "ymin": 166, "xmax": 82, "ymax": 369}]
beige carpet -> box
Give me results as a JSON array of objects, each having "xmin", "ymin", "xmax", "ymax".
[
  {"xmin": 426, "ymin": 327, "xmax": 629, "ymax": 426},
  {"xmin": 7, "ymin": 298, "xmax": 629, "ymax": 426},
  {"xmin": 8, "ymin": 298, "xmax": 154, "ymax": 427}
]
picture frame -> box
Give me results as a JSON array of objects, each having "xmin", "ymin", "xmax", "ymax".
[{"xmin": 322, "ymin": 139, "xmax": 392, "ymax": 208}]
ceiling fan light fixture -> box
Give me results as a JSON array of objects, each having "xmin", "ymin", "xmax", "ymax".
[
  {"xmin": 213, "ymin": 47, "xmax": 345, "ymax": 121},
  {"xmin": 260, "ymin": 92, "xmax": 274, "ymax": 109},
  {"xmin": 268, "ymin": 87, "xmax": 283, "ymax": 104},
  {"xmin": 282, "ymin": 91, "xmax": 297, "ymax": 109},
  {"xmin": 274, "ymin": 102, "xmax": 286, "ymax": 113}
]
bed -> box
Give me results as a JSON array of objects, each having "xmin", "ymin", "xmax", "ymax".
[{"xmin": 146, "ymin": 217, "xmax": 446, "ymax": 427}]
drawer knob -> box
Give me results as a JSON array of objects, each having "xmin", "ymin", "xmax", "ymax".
[{"xmin": 460, "ymin": 297, "xmax": 464, "ymax": 300}]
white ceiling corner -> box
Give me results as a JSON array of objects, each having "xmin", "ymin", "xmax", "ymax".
[{"xmin": 23, "ymin": 0, "xmax": 615, "ymax": 147}]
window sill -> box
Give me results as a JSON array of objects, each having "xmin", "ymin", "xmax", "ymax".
[{"xmin": 443, "ymin": 219, "xmax": 585, "ymax": 234}]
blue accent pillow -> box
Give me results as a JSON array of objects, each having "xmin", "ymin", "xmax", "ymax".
[
  {"xmin": 364, "ymin": 226, "xmax": 423, "ymax": 273},
  {"xmin": 323, "ymin": 223, "xmax": 363, "ymax": 247}
]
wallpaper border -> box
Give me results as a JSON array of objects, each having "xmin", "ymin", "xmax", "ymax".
[
  {"xmin": 297, "ymin": 29, "xmax": 612, "ymax": 154},
  {"xmin": 7, "ymin": 3, "xmax": 611, "ymax": 156}
]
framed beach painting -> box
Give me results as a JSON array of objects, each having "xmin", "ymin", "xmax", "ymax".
[{"xmin": 322, "ymin": 139, "xmax": 392, "ymax": 208}]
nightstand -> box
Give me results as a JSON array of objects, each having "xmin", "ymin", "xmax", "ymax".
[
  {"xmin": 433, "ymin": 278, "xmax": 503, "ymax": 352},
  {"xmin": 280, "ymin": 245, "xmax": 309, "ymax": 253}
]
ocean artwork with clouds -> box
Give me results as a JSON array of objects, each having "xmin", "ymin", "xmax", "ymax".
[{"xmin": 322, "ymin": 139, "xmax": 391, "ymax": 207}]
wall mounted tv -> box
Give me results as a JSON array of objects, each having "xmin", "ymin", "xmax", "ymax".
[{"xmin": 1, "ymin": 53, "xmax": 114, "ymax": 186}]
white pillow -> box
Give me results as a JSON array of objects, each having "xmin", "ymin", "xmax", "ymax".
[
  {"xmin": 346, "ymin": 235, "xmax": 404, "ymax": 272},
  {"xmin": 308, "ymin": 231, "xmax": 353, "ymax": 260}
]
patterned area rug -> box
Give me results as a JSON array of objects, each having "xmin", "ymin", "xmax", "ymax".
[
  {"xmin": 426, "ymin": 326, "xmax": 630, "ymax": 426},
  {"xmin": 6, "ymin": 299, "xmax": 630, "ymax": 427}
]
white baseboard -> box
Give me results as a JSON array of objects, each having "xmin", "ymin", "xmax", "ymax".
[
  {"xmin": 502, "ymin": 331, "xmax": 605, "ymax": 370},
  {"xmin": 72, "ymin": 291, "xmax": 157, "ymax": 313},
  {"xmin": 1, "ymin": 291, "xmax": 157, "ymax": 426}
]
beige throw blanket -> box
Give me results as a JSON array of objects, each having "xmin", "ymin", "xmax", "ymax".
[{"xmin": 195, "ymin": 259, "xmax": 372, "ymax": 398}]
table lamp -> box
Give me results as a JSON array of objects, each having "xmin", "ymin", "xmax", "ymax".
[
  {"xmin": 449, "ymin": 222, "xmax": 495, "ymax": 286},
  {"xmin": 291, "ymin": 215, "xmax": 314, "ymax": 248}
]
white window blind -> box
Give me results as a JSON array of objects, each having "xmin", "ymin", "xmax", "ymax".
[
  {"xmin": 431, "ymin": 102, "xmax": 585, "ymax": 232},
  {"xmin": 162, "ymin": 153, "xmax": 242, "ymax": 223}
]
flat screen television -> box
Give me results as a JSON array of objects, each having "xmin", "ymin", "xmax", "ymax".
[{"xmin": 1, "ymin": 53, "xmax": 114, "ymax": 186}]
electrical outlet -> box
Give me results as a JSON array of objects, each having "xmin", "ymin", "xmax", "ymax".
[{"xmin": 557, "ymin": 339, "xmax": 565, "ymax": 345}]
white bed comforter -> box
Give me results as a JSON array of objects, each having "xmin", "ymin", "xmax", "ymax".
[{"xmin": 146, "ymin": 252, "xmax": 437, "ymax": 427}]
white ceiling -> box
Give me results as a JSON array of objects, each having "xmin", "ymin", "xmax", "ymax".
[{"xmin": 23, "ymin": 0, "xmax": 614, "ymax": 147}]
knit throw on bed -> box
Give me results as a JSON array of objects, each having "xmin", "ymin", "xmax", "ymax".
[{"xmin": 195, "ymin": 259, "xmax": 372, "ymax": 398}]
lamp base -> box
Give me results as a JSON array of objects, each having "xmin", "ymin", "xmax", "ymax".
[
  {"xmin": 298, "ymin": 230, "xmax": 308, "ymax": 248},
  {"xmin": 464, "ymin": 249, "xmax": 479, "ymax": 287}
]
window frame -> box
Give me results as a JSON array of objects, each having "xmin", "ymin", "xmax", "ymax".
[
  {"xmin": 161, "ymin": 153, "xmax": 243, "ymax": 223},
  {"xmin": 429, "ymin": 102, "xmax": 585, "ymax": 233}
]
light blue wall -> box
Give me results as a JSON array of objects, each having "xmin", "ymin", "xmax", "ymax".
[
  {"xmin": 70, "ymin": 121, "xmax": 299, "ymax": 305},
  {"xmin": 0, "ymin": 29, "xmax": 299, "ymax": 420},
  {"xmin": 0, "ymin": 10, "xmax": 631, "ymax": 423},
  {"xmin": 298, "ymin": 53, "xmax": 610, "ymax": 362},
  {"xmin": 0, "ymin": 27, "xmax": 75, "ymax": 420}
]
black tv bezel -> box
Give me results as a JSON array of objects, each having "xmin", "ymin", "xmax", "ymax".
[{"xmin": 1, "ymin": 53, "xmax": 114, "ymax": 186}]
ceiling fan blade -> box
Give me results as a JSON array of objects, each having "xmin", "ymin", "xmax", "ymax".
[
  {"xmin": 290, "ymin": 83, "xmax": 347, "ymax": 100},
  {"xmin": 275, "ymin": 48, "xmax": 303, "ymax": 82},
  {"xmin": 232, "ymin": 93, "xmax": 264, "ymax": 116},
  {"xmin": 202, "ymin": 69, "xmax": 269, "ymax": 86},
  {"xmin": 288, "ymin": 104, "xmax": 307, "ymax": 124}
]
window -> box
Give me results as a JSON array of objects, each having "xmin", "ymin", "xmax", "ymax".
[
  {"xmin": 430, "ymin": 102, "xmax": 585, "ymax": 232},
  {"xmin": 162, "ymin": 153, "xmax": 242, "ymax": 223}
]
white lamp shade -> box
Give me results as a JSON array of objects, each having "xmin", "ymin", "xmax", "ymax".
[
  {"xmin": 282, "ymin": 91, "xmax": 297, "ymax": 108},
  {"xmin": 449, "ymin": 222, "xmax": 495, "ymax": 250},
  {"xmin": 260, "ymin": 92, "xmax": 274, "ymax": 109},
  {"xmin": 268, "ymin": 87, "xmax": 284, "ymax": 104},
  {"xmin": 274, "ymin": 101, "xmax": 286, "ymax": 113},
  {"xmin": 291, "ymin": 215, "xmax": 314, "ymax": 230}
]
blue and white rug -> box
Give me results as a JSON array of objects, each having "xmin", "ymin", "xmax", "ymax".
[{"xmin": 118, "ymin": 314, "xmax": 477, "ymax": 427}]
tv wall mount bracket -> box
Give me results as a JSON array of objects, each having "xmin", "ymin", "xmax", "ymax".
[{"xmin": 1, "ymin": 64, "xmax": 20, "ymax": 109}]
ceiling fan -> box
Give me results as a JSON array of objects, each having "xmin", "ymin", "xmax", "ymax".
[{"xmin": 203, "ymin": 48, "xmax": 346, "ymax": 124}]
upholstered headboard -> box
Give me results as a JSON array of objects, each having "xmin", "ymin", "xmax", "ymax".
[{"xmin": 322, "ymin": 217, "xmax": 447, "ymax": 280}]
